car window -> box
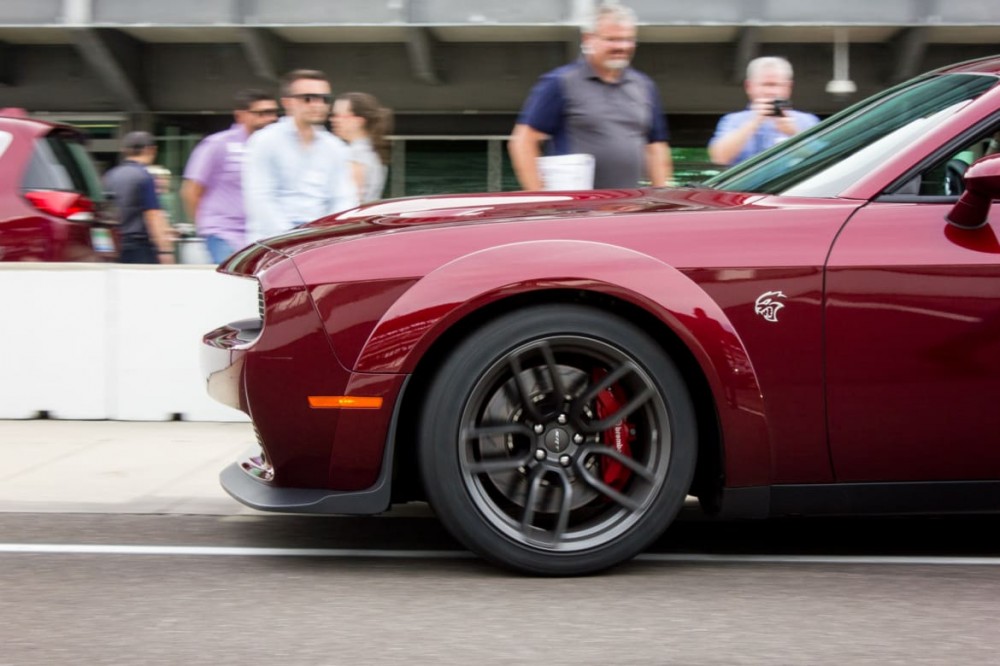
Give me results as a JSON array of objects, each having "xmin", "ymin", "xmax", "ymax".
[
  {"xmin": 705, "ymin": 73, "xmax": 998, "ymax": 197},
  {"xmin": 890, "ymin": 124, "xmax": 1000, "ymax": 197},
  {"xmin": 21, "ymin": 133, "xmax": 105, "ymax": 201}
]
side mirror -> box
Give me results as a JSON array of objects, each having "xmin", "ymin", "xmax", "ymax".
[{"xmin": 946, "ymin": 153, "xmax": 1000, "ymax": 229}]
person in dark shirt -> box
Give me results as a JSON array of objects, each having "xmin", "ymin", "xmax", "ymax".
[
  {"xmin": 102, "ymin": 131, "xmax": 176, "ymax": 264},
  {"xmin": 508, "ymin": 2, "xmax": 672, "ymax": 190}
]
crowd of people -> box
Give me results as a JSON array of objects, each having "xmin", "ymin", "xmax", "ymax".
[
  {"xmin": 103, "ymin": 1, "xmax": 816, "ymax": 265},
  {"xmin": 105, "ymin": 70, "xmax": 392, "ymax": 265}
]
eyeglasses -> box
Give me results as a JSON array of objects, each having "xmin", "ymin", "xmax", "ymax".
[
  {"xmin": 595, "ymin": 35, "xmax": 636, "ymax": 45},
  {"xmin": 287, "ymin": 93, "xmax": 333, "ymax": 105},
  {"xmin": 249, "ymin": 108, "xmax": 280, "ymax": 116}
]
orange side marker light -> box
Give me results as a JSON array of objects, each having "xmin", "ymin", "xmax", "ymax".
[{"xmin": 308, "ymin": 396, "xmax": 384, "ymax": 409}]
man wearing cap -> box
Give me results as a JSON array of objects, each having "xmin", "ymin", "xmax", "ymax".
[
  {"xmin": 181, "ymin": 89, "xmax": 279, "ymax": 263},
  {"xmin": 102, "ymin": 132, "xmax": 176, "ymax": 264}
]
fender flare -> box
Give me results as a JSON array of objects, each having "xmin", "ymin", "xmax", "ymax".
[{"xmin": 357, "ymin": 239, "xmax": 770, "ymax": 486}]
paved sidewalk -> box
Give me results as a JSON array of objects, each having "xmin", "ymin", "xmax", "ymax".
[{"xmin": 0, "ymin": 420, "xmax": 257, "ymax": 515}]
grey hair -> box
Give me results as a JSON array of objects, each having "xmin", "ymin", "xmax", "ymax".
[
  {"xmin": 581, "ymin": 1, "xmax": 637, "ymax": 34},
  {"xmin": 746, "ymin": 56, "xmax": 793, "ymax": 81}
]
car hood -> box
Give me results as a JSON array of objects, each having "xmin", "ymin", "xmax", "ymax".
[{"xmin": 258, "ymin": 187, "xmax": 759, "ymax": 256}]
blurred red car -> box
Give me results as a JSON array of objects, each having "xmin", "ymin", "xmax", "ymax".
[
  {"xmin": 0, "ymin": 112, "xmax": 116, "ymax": 262},
  {"xmin": 203, "ymin": 56, "xmax": 1000, "ymax": 575}
]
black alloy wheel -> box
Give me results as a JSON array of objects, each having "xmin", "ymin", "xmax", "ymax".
[{"xmin": 419, "ymin": 304, "xmax": 696, "ymax": 575}]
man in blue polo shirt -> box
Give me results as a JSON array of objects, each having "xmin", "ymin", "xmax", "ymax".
[
  {"xmin": 508, "ymin": 2, "xmax": 672, "ymax": 190},
  {"xmin": 708, "ymin": 56, "xmax": 820, "ymax": 166},
  {"xmin": 103, "ymin": 132, "xmax": 176, "ymax": 264}
]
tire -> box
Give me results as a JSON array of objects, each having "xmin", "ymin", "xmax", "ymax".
[{"xmin": 418, "ymin": 304, "xmax": 697, "ymax": 575}]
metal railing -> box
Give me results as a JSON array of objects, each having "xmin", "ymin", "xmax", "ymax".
[{"xmin": 387, "ymin": 134, "xmax": 510, "ymax": 198}]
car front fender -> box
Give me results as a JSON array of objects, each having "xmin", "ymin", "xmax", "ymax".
[{"xmin": 356, "ymin": 239, "xmax": 771, "ymax": 486}]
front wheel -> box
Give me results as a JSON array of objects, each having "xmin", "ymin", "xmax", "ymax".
[{"xmin": 418, "ymin": 304, "xmax": 696, "ymax": 575}]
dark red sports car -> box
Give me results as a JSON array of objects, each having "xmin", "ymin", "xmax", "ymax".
[{"xmin": 203, "ymin": 56, "xmax": 1000, "ymax": 575}]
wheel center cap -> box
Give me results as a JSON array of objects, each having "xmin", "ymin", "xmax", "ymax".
[{"xmin": 544, "ymin": 427, "xmax": 570, "ymax": 453}]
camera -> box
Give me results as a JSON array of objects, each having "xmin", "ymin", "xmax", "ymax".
[{"xmin": 770, "ymin": 99, "xmax": 790, "ymax": 116}]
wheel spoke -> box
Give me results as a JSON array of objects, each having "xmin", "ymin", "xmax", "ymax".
[
  {"xmin": 576, "ymin": 464, "xmax": 641, "ymax": 512},
  {"xmin": 466, "ymin": 453, "xmax": 531, "ymax": 475},
  {"xmin": 569, "ymin": 361, "xmax": 636, "ymax": 423},
  {"xmin": 537, "ymin": 341, "xmax": 569, "ymax": 402},
  {"xmin": 504, "ymin": 469, "xmax": 525, "ymax": 498},
  {"xmin": 579, "ymin": 444, "xmax": 657, "ymax": 483},
  {"xmin": 578, "ymin": 360, "xmax": 633, "ymax": 401},
  {"xmin": 507, "ymin": 354, "xmax": 544, "ymax": 422},
  {"xmin": 584, "ymin": 386, "xmax": 656, "ymax": 432},
  {"xmin": 551, "ymin": 469, "xmax": 574, "ymax": 544},
  {"xmin": 520, "ymin": 465, "xmax": 546, "ymax": 532}
]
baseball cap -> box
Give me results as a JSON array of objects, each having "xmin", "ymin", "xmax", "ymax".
[{"xmin": 122, "ymin": 131, "xmax": 156, "ymax": 151}]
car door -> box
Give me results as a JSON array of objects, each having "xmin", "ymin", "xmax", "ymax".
[{"xmin": 824, "ymin": 137, "xmax": 1000, "ymax": 482}]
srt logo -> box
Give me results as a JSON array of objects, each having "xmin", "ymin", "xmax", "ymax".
[{"xmin": 754, "ymin": 291, "xmax": 786, "ymax": 323}]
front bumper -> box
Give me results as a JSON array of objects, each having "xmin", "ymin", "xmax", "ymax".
[
  {"xmin": 201, "ymin": 318, "xmax": 259, "ymax": 412},
  {"xmin": 202, "ymin": 274, "xmax": 408, "ymax": 511},
  {"xmin": 219, "ymin": 425, "xmax": 396, "ymax": 515},
  {"xmin": 217, "ymin": 373, "xmax": 411, "ymax": 516}
]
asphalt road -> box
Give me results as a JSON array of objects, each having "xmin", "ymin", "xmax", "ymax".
[{"xmin": 2, "ymin": 512, "xmax": 999, "ymax": 665}]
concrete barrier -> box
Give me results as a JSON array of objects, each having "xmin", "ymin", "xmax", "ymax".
[{"xmin": 0, "ymin": 264, "xmax": 257, "ymax": 422}]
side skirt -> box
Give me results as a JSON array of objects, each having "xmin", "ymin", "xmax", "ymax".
[{"xmin": 715, "ymin": 480, "xmax": 1000, "ymax": 519}]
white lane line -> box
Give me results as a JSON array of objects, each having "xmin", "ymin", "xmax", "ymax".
[
  {"xmin": 1, "ymin": 543, "xmax": 999, "ymax": 566},
  {"xmin": 0, "ymin": 544, "xmax": 472, "ymax": 559}
]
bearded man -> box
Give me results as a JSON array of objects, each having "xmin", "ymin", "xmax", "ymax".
[{"xmin": 508, "ymin": 2, "xmax": 673, "ymax": 190}]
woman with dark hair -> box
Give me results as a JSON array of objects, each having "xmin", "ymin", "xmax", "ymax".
[{"xmin": 331, "ymin": 92, "xmax": 392, "ymax": 202}]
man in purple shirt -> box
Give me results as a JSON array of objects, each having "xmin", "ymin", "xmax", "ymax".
[{"xmin": 181, "ymin": 89, "xmax": 279, "ymax": 263}]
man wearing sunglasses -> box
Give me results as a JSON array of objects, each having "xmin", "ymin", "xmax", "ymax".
[
  {"xmin": 181, "ymin": 89, "xmax": 279, "ymax": 262},
  {"xmin": 244, "ymin": 69, "xmax": 359, "ymax": 242}
]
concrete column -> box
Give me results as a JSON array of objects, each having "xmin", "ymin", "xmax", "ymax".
[
  {"xmin": 72, "ymin": 28, "xmax": 148, "ymax": 112},
  {"xmin": 240, "ymin": 27, "xmax": 285, "ymax": 83},
  {"xmin": 732, "ymin": 27, "xmax": 760, "ymax": 83},
  {"xmin": 889, "ymin": 27, "xmax": 928, "ymax": 83},
  {"xmin": 570, "ymin": 0, "xmax": 596, "ymax": 26},
  {"xmin": 406, "ymin": 27, "xmax": 443, "ymax": 85},
  {"xmin": 63, "ymin": 0, "xmax": 92, "ymax": 24}
]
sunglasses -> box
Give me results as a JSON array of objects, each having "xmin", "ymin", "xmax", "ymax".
[
  {"xmin": 287, "ymin": 93, "xmax": 333, "ymax": 105},
  {"xmin": 249, "ymin": 108, "xmax": 281, "ymax": 116}
]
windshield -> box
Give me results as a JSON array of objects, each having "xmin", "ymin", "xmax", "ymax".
[{"xmin": 704, "ymin": 73, "xmax": 997, "ymax": 197}]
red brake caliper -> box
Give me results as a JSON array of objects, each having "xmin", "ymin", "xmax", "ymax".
[{"xmin": 592, "ymin": 370, "xmax": 636, "ymax": 491}]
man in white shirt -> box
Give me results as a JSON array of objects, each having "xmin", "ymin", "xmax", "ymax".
[{"xmin": 244, "ymin": 69, "xmax": 359, "ymax": 241}]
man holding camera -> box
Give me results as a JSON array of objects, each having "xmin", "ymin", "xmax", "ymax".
[{"xmin": 708, "ymin": 56, "xmax": 819, "ymax": 166}]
